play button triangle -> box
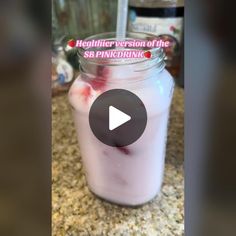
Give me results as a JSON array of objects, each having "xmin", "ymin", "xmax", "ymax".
[{"xmin": 109, "ymin": 106, "xmax": 131, "ymax": 131}]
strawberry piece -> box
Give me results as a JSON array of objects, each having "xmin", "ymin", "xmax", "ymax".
[
  {"xmin": 97, "ymin": 65, "xmax": 104, "ymax": 76},
  {"xmin": 116, "ymin": 146, "xmax": 130, "ymax": 155},
  {"xmin": 80, "ymin": 85, "xmax": 91, "ymax": 102},
  {"xmin": 89, "ymin": 77, "xmax": 107, "ymax": 90},
  {"xmin": 89, "ymin": 65, "xmax": 109, "ymax": 91}
]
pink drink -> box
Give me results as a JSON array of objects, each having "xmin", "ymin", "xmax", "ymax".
[{"xmin": 68, "ymin": 33, "xmax": 174, "ymax": 206}]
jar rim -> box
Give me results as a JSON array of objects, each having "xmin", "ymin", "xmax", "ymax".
[{"xmin": 78, "ymin": 32, "xmax": 166, "ymax": 68}]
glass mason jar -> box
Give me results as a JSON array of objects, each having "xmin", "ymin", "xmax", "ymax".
[{"xmin": 68, "ymin": 32, "xmax": 174, "ymax": 206}]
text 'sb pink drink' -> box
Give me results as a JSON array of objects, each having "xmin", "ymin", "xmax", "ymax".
[{"xmin": 69, "ymin": 32, "xmax": 174, "ymax": 206}]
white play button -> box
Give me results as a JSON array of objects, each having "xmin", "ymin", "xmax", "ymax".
[
  {"xmin": 89, "ymin": 89, "xmax": 147, "ymax": 146},
  {"xmin": 109, "ymin": 106, "xmax": 131, "ymax": 131}
]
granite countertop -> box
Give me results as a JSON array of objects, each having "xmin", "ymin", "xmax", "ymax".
[{"xmin": 52, "ymin": 87, "xmax": 184, "ymax": 236}]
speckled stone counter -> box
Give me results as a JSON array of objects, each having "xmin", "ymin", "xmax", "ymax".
[{"xmin": 52, "ymin": 87, "xmax": 184, "ymax": 236}]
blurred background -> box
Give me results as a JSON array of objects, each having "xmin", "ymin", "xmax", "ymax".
[
  {"xmin": 52, "ymin": 0, "xmax": 118, "ymax": 40},
  {"xmin": 52, "ymin": 0, "xmax": 117, "ymax": 95}
]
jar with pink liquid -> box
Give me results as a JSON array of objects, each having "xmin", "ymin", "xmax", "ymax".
[{"xmin": 69, "ymin": 32, "xmax": 174, "ymax": 206}]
